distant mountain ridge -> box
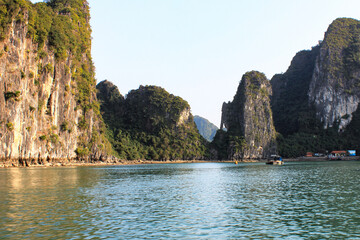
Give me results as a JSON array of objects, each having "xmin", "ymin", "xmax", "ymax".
[{"xmin": 193, "ymin": 116, "xmax": 218, "ymax": 142}]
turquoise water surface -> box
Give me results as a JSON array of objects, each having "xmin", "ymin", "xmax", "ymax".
[{"xmin": 0, "ymin": 161, "xmax": 360, "ymax": 239}]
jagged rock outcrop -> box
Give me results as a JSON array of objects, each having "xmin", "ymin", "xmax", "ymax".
[
  {"xmin": 0, "ymin": 0, "xmax": 112, "ymax": 166},
  {"xmin": 215, "ymin": 71, "xmax": 277, "ymax": 160},
  {"xmin": 271, "ymin": 18, "xmax": 360, "ymax": 158},
  {"xmin": 309, "ymin": 18, "xmax": 360, "ymax": 130},
  {"xmin": 97, "ymin": 81, "xmax": 208, "ymax": 160}
]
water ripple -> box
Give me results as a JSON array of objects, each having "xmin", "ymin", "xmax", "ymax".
[{"xmin": 1, "ymin": 162, "xmax": 360, "ymax": 239}]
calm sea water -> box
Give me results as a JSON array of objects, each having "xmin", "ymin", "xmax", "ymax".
[{"xmin": 0, "ymin": 161, "xmax": 360, "ymax": 239}]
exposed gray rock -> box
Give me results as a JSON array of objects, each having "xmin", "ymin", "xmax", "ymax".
[
  {"xmin": 308, "ymin": 18, "xmax": 360, "ymax": 130},
  {"xmin": 220, "ymin": 71, "xmax": 277, "ymax": 160},
  {"xmin": 0, "ymin": 8, "xmax": 110, "ymax": 165}
]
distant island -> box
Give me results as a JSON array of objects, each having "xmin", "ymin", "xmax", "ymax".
[{"xmin": 0, "ymin": 0, "xmax": 359, "ymax": 167}]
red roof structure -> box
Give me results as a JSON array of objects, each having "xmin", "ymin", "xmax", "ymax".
[
  {"xmin": 331, "ymin": 151, "xmax": 346, "ymax": 154},
  {"xmin": 306, "ymin": 152, "xmax": 313, "ymax": 157}
]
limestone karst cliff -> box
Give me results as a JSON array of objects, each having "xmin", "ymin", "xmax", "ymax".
[
  {"xmin": 271, "ymin": 18, "xmax": 360, "ymax": 157},
  {"xmin": 309, "ymin": 18, "xmax": 360, "ymax": 130},
  {"xmin": 2, "ymin": 5, "xmax": 359, "ymax": 165},
  {"xmin": 213, "ymin": 71, "xmax": 276, "ymax": 160},
  {"xmin": 0, "ymin": 0, "xmax": 112, "ymax": 166},
  {"xmin": 96, "ymin": 80, "xmax": 208, "ymax": 160}
]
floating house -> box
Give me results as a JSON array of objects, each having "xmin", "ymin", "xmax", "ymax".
[
  {"xmin": 328, "ymin": 151, "xmax": 347, "ymax": 160},
  {"xmin": 330, "ymin": 151, "xmax": 347, "ymax": 156}
]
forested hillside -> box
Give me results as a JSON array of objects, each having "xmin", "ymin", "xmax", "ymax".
[{"xmin": 97, "ymin": 80, "xmax": 208, "ymax": 161}]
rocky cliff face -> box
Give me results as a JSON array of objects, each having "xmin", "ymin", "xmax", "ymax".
[
  {"xmin": 0, "ymin": 0, "xmax": 111, "ymax": 166},
  {"xmin": 97, "ymin": 81, "xmax": 208, "ymax": 160},
  {"xmin": 270, "ymin": 47, "xmax": 320, "ymax": 136},
  {"xmin": 217, "ymin": 71, "xmax": 276, "ymax": 160},
  {"xmin": 271, "ymin": 18, "xmax": 360, "ymax": 158},
  {"xmin": 309, "ymin": 18, "xmax": 360, "ymax": 130}
]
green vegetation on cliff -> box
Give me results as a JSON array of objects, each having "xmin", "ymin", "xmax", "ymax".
[
  {"xmin": 1, "ymin": 0, "xmax": 91, "ymax": 58},
  {"xmin": 1, "ymin": 0, "xmax": 96, "ymax": 110},
  {"xmin": 323, "ymin": 18, "xmax": 360, "ymax": 82},
  {"xmin": 97, "ymin": 81, "xmax": 208, "ymax": 160}
]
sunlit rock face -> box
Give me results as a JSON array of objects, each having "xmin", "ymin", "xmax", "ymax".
[
  {"xmin": 220, "ymin": 71, "xmax": 277, "ymax": 160},
  {"xmin": 309, "ymin": 18, "xmax": 360, "ymax": 131},
  {"xmin": 0, "ymin": 1, "xmax": 111, "ymax": 165}
]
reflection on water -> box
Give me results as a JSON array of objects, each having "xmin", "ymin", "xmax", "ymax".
[
  {"xmin": 0, "ymin": 162, "xmax": 360, "ymax": 239},
  {"xmin": 0, "ymin": 167, "xmax": 103, "ymax": 239}
]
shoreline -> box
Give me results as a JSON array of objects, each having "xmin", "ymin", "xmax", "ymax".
[
  {"xmin": 285, "ymin": 156, "xmax": 360, "ymax": 162},
  {"xmin": 0, "ymin": 157, "xmax": 359, "ymax": 168},
  {"xmin": 0, "ymin": 159, "xmax": 235, "ymax": 169}
]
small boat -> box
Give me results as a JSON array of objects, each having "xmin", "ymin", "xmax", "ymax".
[{"xmin": 266, "ymin": 155, "xmax": 284, "ymax": 165}]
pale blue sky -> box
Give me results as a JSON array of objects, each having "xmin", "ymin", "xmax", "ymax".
[{"xmin": 32, "ymin": 0, "xmax": 360, "ymax": 127}]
